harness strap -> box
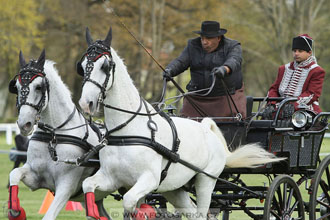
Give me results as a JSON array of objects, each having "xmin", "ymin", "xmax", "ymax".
[
  {"xmin": 57, "ymin": 107, "xmax": 76, "ymax": 129},
  {"xmin": 102, "ymin": 102, "xmax": 160, "ymax": 116},
  {"xmin": 105, "ymin": 98, "xmax": 143, "ymax": 136},
  {"xmin": 158, "ymin": 111, "xmax": 180, "ymax": 183},
  {"xmin": 140, "ymin": 100, "xmax": 180, "ymax": 183},
  {"xmin": 30, "ymin": 130, "xmax": 100, "ymax": 199},
  {"xmin": 105, "ymin": 135, "xmax": 262, "ymax": 197},
  {"xmin": 38, "ymin": 107, "xmax": 77, "ymax": 132},
  {"xmin": 106, "ymin": 136, "xmax": 180, "ymax": 162},
  {"xmin": 30, "ymin": 131, "xmax": 94, "ymax": 152},
  {"xmin": 142, "ymin": 99, "xmax": 156, "ymax": 141}
]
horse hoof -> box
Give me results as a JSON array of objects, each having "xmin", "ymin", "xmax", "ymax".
[{"xmin": 8, "ymin": 207, "xmax": 26, "ymax": 220}]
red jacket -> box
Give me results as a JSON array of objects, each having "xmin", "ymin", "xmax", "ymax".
[{"xmin": 268, "ymin": 60, "xmax": 325, "ymax": 113}]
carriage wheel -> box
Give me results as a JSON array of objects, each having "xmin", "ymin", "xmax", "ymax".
[
  {"xmin": 309, "ymin": 155, "xmax": 330, "ymax": 220},
  {"xmin": 263, "ymin": 175, "xmax": 305, "ymax": 220}
]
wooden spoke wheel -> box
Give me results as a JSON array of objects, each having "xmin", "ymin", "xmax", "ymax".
[
  {"xmin": 309, "ymin": 155, "xmax": 330, "ymax": 220},
  {"xmin": 264, "ymin": 175, "xmax": 305, "ymax": 220}
]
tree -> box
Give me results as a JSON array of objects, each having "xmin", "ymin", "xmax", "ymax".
[
  {"xmin": 221, "ymin": 0, "xmax": 330, "ymax": 111},
  {"xmin": 0, "ymin": 0, "xmax": 44, "ymax": 120},
  {"xmin": 3, "ymin": 0, "xmax": 330, "ymax": 121}
]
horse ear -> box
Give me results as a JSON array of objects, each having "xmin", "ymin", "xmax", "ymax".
[
  {"xmin": 19, "ymin": 50, "xmax": 26, "ymax": 68},
  {"xmin": 86, "ymin": 27, "xmax": 94, "ymax": 46},
  {"xmin": 103, "ymin": 27, "xmax": 112, "ymax": 48},
  {"xmin": 37, "ymin": 49, "xmax": 46, "ymax": 69}
]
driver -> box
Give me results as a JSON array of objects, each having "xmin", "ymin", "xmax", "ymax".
[
  {"xmin": 163, "ymin": 20, "xmax": 246, "ymax": 119},
  {"xmin": 262, "ymin": 34, "xmax": 326, "ymax": 119}
]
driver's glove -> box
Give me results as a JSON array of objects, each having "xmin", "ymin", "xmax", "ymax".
[{"xmin": 212, "ymin": 66, "xmax": 227, "ymax": 79}]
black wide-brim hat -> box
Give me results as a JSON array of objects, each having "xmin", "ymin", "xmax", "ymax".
[{"xmin": 193, "ymin": 21, "xmax": 227, "ymax": 37}]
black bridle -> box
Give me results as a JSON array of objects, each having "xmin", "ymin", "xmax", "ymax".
[
  {"xmin": 10, "ymin": 64, "xmax": 49, "ymax": 115},
  {"xmin": 77, "ymin": 42, "xmax": 116, "ymax": 102}
]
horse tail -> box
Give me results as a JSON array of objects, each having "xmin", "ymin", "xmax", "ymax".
[
  {"xmin": 201, "ymin": 118, "xmax": 285, "ymax": 168},
  {"xmin": 201, "ymin": 118, "xmax": 230, "ymax": 155},
  {"xmin": 224, "ymin": 143, "xmax": 285, "ymax": 168}
]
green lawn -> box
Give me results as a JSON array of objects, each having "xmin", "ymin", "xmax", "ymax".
[{"xmin": 0, "ymin": 133, "xmax": 329, "ymax": 219}]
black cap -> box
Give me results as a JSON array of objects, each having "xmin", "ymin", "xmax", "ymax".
[{"xmin": 292, "ymin": 34, "xmax": 313, "ymax": 52}]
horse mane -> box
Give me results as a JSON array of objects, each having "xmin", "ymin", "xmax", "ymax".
[
  {"xmin": 111, "ymin": 48, "xmax": 128, "ymax": 74},
  {"xmin": 110, "ymin": 48, "xmax": 139, "ymax": 95},
  {"xmin": 44, "ymin": 60, "xmax": 72, "ymax": 99}
]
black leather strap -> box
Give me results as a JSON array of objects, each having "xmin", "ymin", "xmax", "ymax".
[
  {"xmin": 31, "ymin": 131, "xmax": 93, "ymax": 152},
  {"xmin": 158, "ymin": 111, "xmax": 180, "ymax": 182},
  {"xmin": 106, "ymin": 135, "xmax": 180, "ymax": 163}
]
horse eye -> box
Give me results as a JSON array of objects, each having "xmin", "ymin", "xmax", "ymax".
[
  {"xmin": 36, "ymin": 85, "xmax": 42, "ymax": 91},
  {"xmin": 101, "ymin": 59, "xmax": 110, "ymax": 73}
]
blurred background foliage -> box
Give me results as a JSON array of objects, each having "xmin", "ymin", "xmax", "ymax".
[{"xmin": 1, "ymin": 0, "xmax": 330, "ymax": 121}]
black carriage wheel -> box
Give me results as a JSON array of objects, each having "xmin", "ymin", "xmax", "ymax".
[
  {"xmin": 309, "ymin": 155, "xmax": 330, "ymax": 220},
  {"xmin": 263, "ymin": 175, "xmax": 305, "ymax": 220}
]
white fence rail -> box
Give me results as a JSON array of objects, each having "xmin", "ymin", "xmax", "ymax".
[
  {"xmin": 1, "ymin": 123, "xmax": 330, "ymax": 145},
  {"xmin": 0, "ymin": 123, "xmax": 20, "ymax": 145}
]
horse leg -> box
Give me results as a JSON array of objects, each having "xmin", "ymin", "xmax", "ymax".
[
  {"xmin": 162, "ymin": 188, "xmax": 197, "ymax": 220},
  {"xmin": 83, "ymin": 171, "xmax": 115, "ymax": 220},
  {"xmin": 7, "ymin": 160, "xmax": 21, "ymax": 188},
  {"xmin": 41, "ymin": 179, "xmax": 79, "ymax": 220},
  {"xmin": 194, "ymin": 174, "xmax": 218, "ymax": 220},
  {"xmin": 8, "ymin": 164, "xmax": 39, "ymax": 220},
  {"xmin": 122, "ymin": 172, "xmax": 158, "ymax": 219},
  {"xmin": 95, "ymin": 199, "xmax": 111, "ymax": 220}
]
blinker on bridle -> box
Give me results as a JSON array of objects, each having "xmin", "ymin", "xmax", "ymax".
[{"xmin": 77, "ymin": 41, "xmax": 116, "ymax": 102}]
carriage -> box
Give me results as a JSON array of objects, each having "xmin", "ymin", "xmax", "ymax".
[
  {"xmin": 74, "ymin": 26, "xmax": 330, "ymax": 218},
  {"xmin": 7, "ymin": 27, "xmax": 330, "ymax": 220},
  {"xmin": 140, "ymin": 96, "xmax": 330, "ymax": 220}
]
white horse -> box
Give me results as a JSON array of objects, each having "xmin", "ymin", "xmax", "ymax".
[
  {"xmin": 8, "ymin": 50, "xmax": 109, "ymax": 220},
  {"xmin": 78, "ymin": 27, "xmax": 283, "ymax": 220}
]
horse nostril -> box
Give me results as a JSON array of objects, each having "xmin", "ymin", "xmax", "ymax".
[
  {"xmin": 24, "ymin": 122, "xmax": 32, "ymax": 131},
  {"xmin": 89, "ymin": 101, "xmax": 94, "ymax": 110}
]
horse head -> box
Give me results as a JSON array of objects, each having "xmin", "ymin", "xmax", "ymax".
[
  {"xmin": 78, "ymin": 27, "xmax": 115, "ymax": 115},
  {"xmin": 9, "ymin": 50, "xmax": 49, "ymax": 135}
]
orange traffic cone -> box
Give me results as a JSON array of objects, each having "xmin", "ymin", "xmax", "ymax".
[
  {"xmin": 65, "ymin": 201, "xmax": 83, "ymax": 211},
  {"xmin": 38, "ymin": 191, "xmax": 54, "ymax": 214}
]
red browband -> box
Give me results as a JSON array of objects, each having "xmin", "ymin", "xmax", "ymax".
[
  {"xmin": 18, "ymin": 72, "xmax": 44, "ymax": 84},
  {"xmin": 93, "ymin": 52, "xmax": 111, "ymax": 61}
]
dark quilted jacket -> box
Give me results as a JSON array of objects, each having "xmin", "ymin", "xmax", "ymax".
[{"xmin": 167, "ymin": 36, "xmax": 243, "ymax": 97}]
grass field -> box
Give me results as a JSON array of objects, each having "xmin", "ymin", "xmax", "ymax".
[{"xmin": 0, "ymin": 133, "xmax": 329, "ymax": 219}]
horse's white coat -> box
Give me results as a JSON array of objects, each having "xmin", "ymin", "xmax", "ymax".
[
  {"xmin": 10, "ymin": 60, "xmax": 108, "ymax": 220},
  {"xmin": 79, "ymin": 47, "xmax": 283, "ymax": 220}
]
